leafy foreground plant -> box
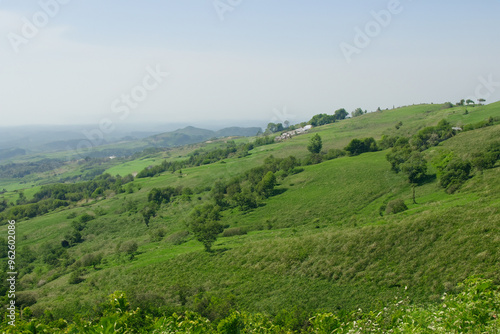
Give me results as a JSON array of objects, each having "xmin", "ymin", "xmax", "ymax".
[{"xmin": 1, "ymin": 277, "xmax": 499, "ymax": 333}]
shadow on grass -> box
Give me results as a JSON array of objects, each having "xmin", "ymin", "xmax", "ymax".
[
  {"xmin": 210, "ymin": 247, "xmax": 230, "ymax": 255},
  {"xmin": 420, "ymin": 173, "xmax": 437, "ymax": 185},
  {"xmin": 272, "ymin": 188, "xmax": 288, "ymax": 196}
]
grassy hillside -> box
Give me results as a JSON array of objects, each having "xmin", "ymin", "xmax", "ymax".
[{"xmin": 0, "ymin": 102, "xmax": 499, "ymax": 327}]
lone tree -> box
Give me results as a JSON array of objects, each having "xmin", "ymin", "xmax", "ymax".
[
  {"xmin": 400, "ymin": 152, "xmax": 428, "ymax": 204},
  {"xmin": 188, "ymin": 203, "xmax": 224, "ymax": 252},
  {"xmin": 307, "ymin": 134, "xmax": 322, "ymax": 154},
  {"xmin": 141, "ymin": 204, "xmax": 157, "ymax": 227},
  {"xmin": 257, "ymin": 171, "xmax": 276, "ymax": 198}
]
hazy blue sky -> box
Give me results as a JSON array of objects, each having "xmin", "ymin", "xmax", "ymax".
[{"xmin": 1, "ymin": 0, "xmax": 499, "ymax": 127}]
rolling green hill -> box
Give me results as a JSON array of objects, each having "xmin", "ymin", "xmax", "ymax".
[
  {"xmin": 0, "ymin": 102, "xmax": 499, "ymax": 331},
  {"xmin": 144, "ymin": 126, "xmax": 261, "ymax": 148}
]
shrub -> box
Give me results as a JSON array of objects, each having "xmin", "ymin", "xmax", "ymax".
[
  {"xmin": 120, "ymin": 240, "xmax": 138, "ymax": 259},
  {"xmin": 15, "ymin": 292, "xmax": 37, "ymax": 308},
  {"xmin": 166, "ymin": 230, "xmax": 189, "ymax": 245},
  {"xmin": 386, "ymin": 141, "xmax": 412, "ymax": 172},
  {"xmin": 71, "ymin": 220, "xmax": 87, "ymax": 232},
  {"xmin": 222, "ymin": 227, "xmax": 247, "ymax": 237},
  {"xmin": 440, "ymin": 159, "xmax": 472, "ymax": 193},
  {"xmin": 79, "ymin": 253, "xmax": 102, "ymax": 268},
  {"xmin": 378, "ymin": 135, "xmax": 401, "ymax": 150},
  {"xmin": 441, "ymin": 102, "xmax": 454, "ymax": 109},
  {"xmin": 385, "ymin": 199, "xmax": 408, "ymax": 215},
  {"xmin": 68, "ymin": 270, "xmax": 84, "ymax": 284},
  {"xmin": 149, "ymin": 228, "xmax": 166, "ymax": 242},
  {"xmin": 325, "ymin": 149, "xmax": 346, "ymax": 160},
  {"xmin": 304, "ymin": 153, "xmax": 323, "ymax": 165},
  {"xmin": 65, "ymin": 230, "xmax": 82, "ymax": 246},
  {"xmin": 217, "ymin": 311, "xmax": 245, "ymax": 333},
  {"xmin": 486, "ymin": 140, "xmax": 500, "ymax": 160},
  {"xmin": 232, "ymin": 191, "xmax": 258, "ymax": 211},
  {"xmin": 471, "ymin": 152, "xmax": 497, "ymax": 172}
]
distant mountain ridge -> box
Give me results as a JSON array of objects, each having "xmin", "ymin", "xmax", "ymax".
[
  {"xmin": 144, "ymin": 126, "xmax": 261, "ymax": 147},
  {"xmin": 0, "ymin": 124, "xmax": 263, "ymax": 161}
]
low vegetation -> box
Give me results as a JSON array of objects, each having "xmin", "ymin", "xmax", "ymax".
[{"xmin": 1, "ymin": 278, "xmax": 498, "ymax": 333}]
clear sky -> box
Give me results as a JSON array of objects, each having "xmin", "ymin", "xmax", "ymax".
[{"xmin": 1, "ymin": 0, "xmax": 499, "ymax": 127}]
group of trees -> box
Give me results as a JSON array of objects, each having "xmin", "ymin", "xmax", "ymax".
[
  {"xmin": 0, "ymin": 199, "xmax": 7, "ymax": 213},
  {"xmin": 1, "ymin": 198, "xmax": 70, "ymax": 222},
  {"xmin": 344, "ymin": 137, "xmax": 378, "ymax": 156},
  {"xmin": 304, "ymin": 134, "xmax": 377, "ymax": 164},
  {"xmin": 0, "ymin": 173, "xmax": 134, "ymax": 223},
  {"xmin": 411, "ymin": 119, "xmax": 455, "ymax": 150},
  {"xmin": 308, "ymin": 108, "xmax": 348, "ymax": 126},
  {"xmin": 0, "ymin": 159, "xmax": 64, "ymax": 179},
  {"xmin": 308, "ymin": 107, "xmax": 367, "ymax": 123},
  {"xmin": 265, "ymin": 122, "xmax": 285, "ymax": 134},
  {"xmin": 456, "ymin": 98, "xmax": 486, "ymax": 107},
  {"xmin": 33, "ymin": 173, "xmax": 134, "ymax": 202},
  {"xmin": 436, "ymin": 141, "xmax": 500, "ymax": 193},
  {"xmin": 216, "ymin": 155, "xmax": 300, "ymax": 209},
  {"xmin": 351, "ymin": 108, "xmax": 367, "ymax": 117},
  {"xmin": 137, "ymin": 138, "xmax": 275, "ymax": 178},
  {"xmin": 386, "ymin": 119, "xmax": 455, "ymax": 172},
  {"xmin": 186, "ymin": 155, "xmax": 301, "ymax": 251},
  {"xmin": 139, "ymin": 154, "xmax": 300, "ymax": 251},
  {"xmin": 471, "ymin": 141, "xmax": 500, "ymax": 172},
  {"xmin": 144, "ymin": 186, "xmax": 194, "ymax": 227},
  {"xmin": 386, "ymin": 137, "xmax": 429, "ymax": 203},
  {"xmin": 386, "ymin": 119, "xmax": 500, "ymax": 198},
  {"xmin": 148, "ymin": 186, "xmax": 187, "ymax": 206},
  {"xmin": 438, "ymin": 159, "xmax": 472, "ymax": 194},
  {"xmin": 462, "ymin": 116, "xmax": 499, "ymax": 132},
  {"xmin": 62, "ymin": 213, "xmax": 95, "ymax": 248}
]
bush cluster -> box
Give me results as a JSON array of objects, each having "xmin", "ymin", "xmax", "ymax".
[
  {"xmin": 345, "ymin": 137, "xmax": 378, "ymax": 156},
  {"xmin": 137, "ymin": 138, "xmax": 275, "ymax": 178},
  {"xmin": 308, "ymin": 108, "xmax": 348, "ymax": 126},
  {"xmin": 385, "ymin": 199, "xmax": 408, "ymax": 215}
]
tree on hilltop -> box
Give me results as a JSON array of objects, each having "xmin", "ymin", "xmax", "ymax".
[
  {"xmin": 334, "ymin": 108, "xmax": 348, "ymax": 120},
  {"xmin": 352, "ymin": 108, "xmax": 364, "ymax": 117}
]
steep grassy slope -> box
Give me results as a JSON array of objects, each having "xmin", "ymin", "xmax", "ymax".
[{"xmin": 0, "ymin": 102, "xmax": 499, "ymax": 322}]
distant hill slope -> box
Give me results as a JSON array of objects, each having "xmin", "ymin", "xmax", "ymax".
[
  {"xmin": 0, "ymin": 125, "xmax": 262, "ymax": 162},
  {"xmin": 145, "ymin": 126, "xmax": 261, "ymax": 147},
  {"xmin": 215, "ymin": 126, "xmax": 261, "ymax": 137}
]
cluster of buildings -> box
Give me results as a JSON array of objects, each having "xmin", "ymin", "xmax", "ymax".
[{"xmin": 274, "ymin": 125, "xmax": 313, "ymax": 142}]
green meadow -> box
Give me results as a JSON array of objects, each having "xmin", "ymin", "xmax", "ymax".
[{"xmin": 1, "ymin": 102, "xmax": 499, "ymax": 331}]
